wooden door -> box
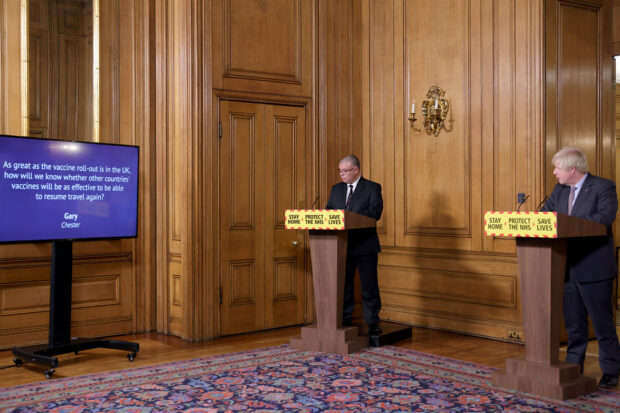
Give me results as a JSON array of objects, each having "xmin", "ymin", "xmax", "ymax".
[{"xmin": 219, "ymin": 100, "xmax": 306, "ymax": 335}]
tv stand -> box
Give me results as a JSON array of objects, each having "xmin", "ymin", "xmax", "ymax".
[{"xmin": 12, "ymin": 240, "xmax": 139, "ymax": 379}]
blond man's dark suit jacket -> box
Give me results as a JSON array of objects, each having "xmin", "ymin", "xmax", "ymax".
[{"xmin": 541, "ymin": 173, "xmax": 617, "ymax": 282}]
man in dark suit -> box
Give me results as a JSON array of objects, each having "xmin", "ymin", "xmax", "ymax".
[
  {"xmin": 542, "ymin": 147, "xmax": 620, "ymax": 389},
  {"xmin": 326, "ymin": 154, "xmax": 383, "ymax": 336}
]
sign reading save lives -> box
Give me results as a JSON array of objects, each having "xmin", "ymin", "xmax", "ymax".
[
  {"xmin": 285, "ymin": 209, "xmax": 345, "ymax": 230},
  {"xmin": 484, "ymin": 211, "xmax": 558, "ymax": 238}
]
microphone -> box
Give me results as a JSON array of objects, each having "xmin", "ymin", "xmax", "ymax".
[
  {"xmin": 517, "ymin": 194, "xmax": 529, "ymax": 212},
  {"xmin": 311, "ymin": 195, "xmax": 319, "ymax": 209},
  {"xmin": 536, "ymin": 195, "xmax": 549, "ymax": 211}
]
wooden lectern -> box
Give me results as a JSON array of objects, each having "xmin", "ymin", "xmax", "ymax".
[
  {"xmin": 287, "ymin": 210, "xmax": 377, "ymax": 354},
  {"xmin": 486, "ymin": 212, "xmax": 607, "ymax": 400}
]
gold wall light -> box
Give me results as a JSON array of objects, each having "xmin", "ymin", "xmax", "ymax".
[{"xmin": 408, "ymin": 85, "xmax": 450, "ymax": 137}]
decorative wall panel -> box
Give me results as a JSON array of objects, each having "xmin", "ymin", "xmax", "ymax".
[
  {"xmin": 212, "ymin": 0, "xmax": 313, "ymax": 97},
  {"xmin": 545, "ymin": 0, "xmax": 613, "ymax": 192},
  {"xmin": 402, "ymin": 0, "xmax": 470, "ymax": 239},
  {"xmin": 359, "ymin": 0, "xmax": 552, "ymax": 340}
]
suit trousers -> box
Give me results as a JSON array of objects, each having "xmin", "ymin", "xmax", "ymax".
[
  {"xmin": 563, "ymin": 276, "xmax": 620, "ymax": 375},
  {"xmin": 342, "ymin": 253, "xmax": 381, "ymax": 327}
]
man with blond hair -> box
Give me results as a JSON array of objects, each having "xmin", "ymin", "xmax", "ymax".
[{"xmin": 542, "ymin": 147, "xmax": 620, "ymax": 388}]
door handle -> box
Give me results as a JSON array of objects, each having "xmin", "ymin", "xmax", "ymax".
[{"xmin": 291, "ymin": 241, "xmax": 298, "ymax": 247}]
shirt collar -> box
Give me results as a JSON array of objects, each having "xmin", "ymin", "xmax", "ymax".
[
  {"xmin": 349, "ymin": 175, "xmax": 361, "ymax": 191},
  {"xmin": 573, "ymin": 173, "xmax": 587, "ymax": 191}
]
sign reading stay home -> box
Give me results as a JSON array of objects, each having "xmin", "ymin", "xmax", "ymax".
[
  {"xmin": 484, "ymin": 211, "xmax": 558, "ymax": 238},
  {"xmin": 285, "ymin": 209, "xmax": 345, "ymax": 230}
]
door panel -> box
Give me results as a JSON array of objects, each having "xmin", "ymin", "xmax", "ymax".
[
  {"xmin": 220, "ymin": 101, "xmax": 305, "ymax": 335},
  {"xmin": 263, "ymin": 104, "xmax": 306, "ymax": 328},
  {"xmin": 220, "ymin": 101, "xmax": 265, "ymax": 334}
]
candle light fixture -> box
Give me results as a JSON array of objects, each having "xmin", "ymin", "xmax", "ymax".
[{"xmin": 408, "ymin": 85, "xmax": 450, "ymax": 137}]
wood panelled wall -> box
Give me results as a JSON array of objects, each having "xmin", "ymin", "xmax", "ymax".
[
  {"xmin": 0, "ymin": 0, "xmax": 24, "ymax": 136},
  {"xmin": 155, "ymin": 0, "xmax": 611, "ymax": 342},
  {"xmin": 155, "ymin": 0, "xmax": 315, "ymax": 339},
  {"xmin": 0, "ymin": 0, "xmax": 155, "ymax": 349},
  {"xmin": 359, "ymin": 0, "xmax": 539, "ymax": 339},
  {"xmin": 0, "ymin": 0, "xmax": 615, "ymax": 348},
  {"xmin": 546, "ymin": 0, "xmax": 614, "ymax": 187},
  {"xmin": 28, "ymin": 0, "xmax": 93, "ymax": 139},
  {"xmin": 363, "ymin": 0, "xmax": 612, "ymax": 341}
]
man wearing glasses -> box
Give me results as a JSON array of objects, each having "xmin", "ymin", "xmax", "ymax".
[{"xmin": 326, "ymin": 154, "xmax": 383, "ymax": 336}]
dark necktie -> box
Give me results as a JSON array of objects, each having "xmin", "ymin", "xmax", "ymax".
[
  {"xmin": 568, "ymin": 186, "xmax": 576, "ymax": 215},
  {"xmin": 346, "ymin": 184, "xmax": 354, "ymax": 208}
]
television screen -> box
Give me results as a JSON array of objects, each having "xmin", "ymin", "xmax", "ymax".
[{"xmin": 0, "ymin": 135, "xmax": 139, "ymax": 243}]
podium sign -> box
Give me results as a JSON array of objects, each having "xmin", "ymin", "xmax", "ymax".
[
  {"xmin": 484, "ymin": 211, "xmax": 557, "ymax": 238},
  {"xmin": 285, "ymin": 209, "xmax": 345, "ymax": 230}
]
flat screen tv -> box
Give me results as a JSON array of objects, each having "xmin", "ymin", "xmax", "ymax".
[{"xmin": 0, "ymin": 135, "xmax": 139, "ymax": 243}]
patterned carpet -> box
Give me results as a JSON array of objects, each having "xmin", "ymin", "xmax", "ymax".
[{"xmin": 1, "ymin": 345, "xmax": 619, "ymax": 412}]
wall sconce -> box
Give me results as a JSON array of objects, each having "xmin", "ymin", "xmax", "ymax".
[{"xmin": 408, "ymin": 85, "xmax": 450, "ymax": 137}]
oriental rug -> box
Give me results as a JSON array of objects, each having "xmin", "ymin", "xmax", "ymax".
[{"xmin": 1, "ymin": 345, "xmax": 619, "ymax": 412}]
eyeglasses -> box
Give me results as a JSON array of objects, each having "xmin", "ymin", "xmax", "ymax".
[{"xmin": 338, "ymin": 167, "xmax": 357, "ymax": 175}]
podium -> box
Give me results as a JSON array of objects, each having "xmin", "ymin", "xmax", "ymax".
[
  {"xmin": 286, "ymin": 209, "xmax": 376, "ymax": 354},
  {"xmin": 485, "ymin": 211, "xmax": 607, "ymax": 400}
]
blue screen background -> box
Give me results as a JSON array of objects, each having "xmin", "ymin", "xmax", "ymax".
[{"xmin": 0, "ymin": 135, "xmax": 139, "ymax": 242}]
